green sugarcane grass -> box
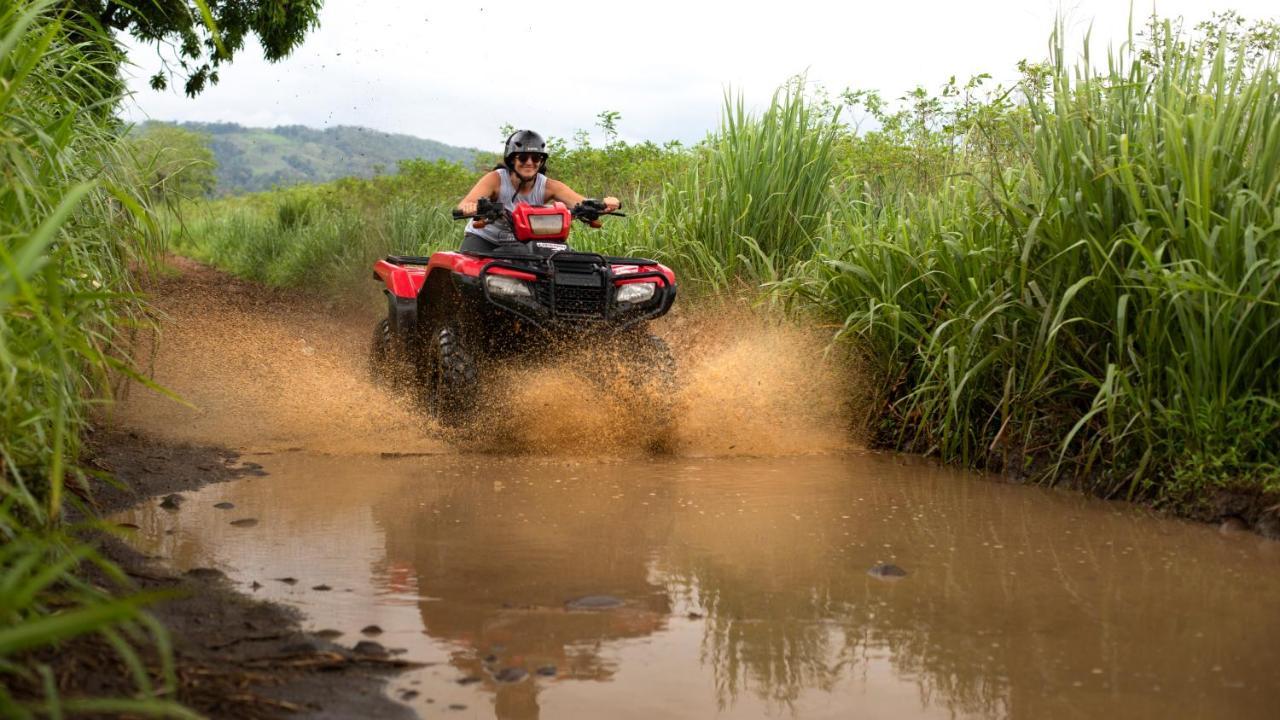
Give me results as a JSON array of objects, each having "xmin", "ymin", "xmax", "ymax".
[
  {"xmin": 2, "ymin": 2, "xmax": 191, "ymax": 715},
  {"xmin": 790, "ymin": 20, "xmax": 1280, "ymax": 501}
]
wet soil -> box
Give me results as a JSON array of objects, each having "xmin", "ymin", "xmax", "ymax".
[{"xmin": 24, "ymin": 428, "xmax": 417, "ymax": 720}]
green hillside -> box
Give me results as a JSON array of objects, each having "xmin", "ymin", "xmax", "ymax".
[{"xmin": 146, "ymin": 121, "xmax": 481, "ymax": 194}]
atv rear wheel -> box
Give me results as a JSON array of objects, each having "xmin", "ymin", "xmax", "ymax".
[{"xmin": 434, "ymin": 326, "xmax": 479, "ymax": 427}]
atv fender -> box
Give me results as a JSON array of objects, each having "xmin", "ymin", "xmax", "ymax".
[{"xmin": 385, "ymin": 292, "xmax": 417, "ymax": 341}]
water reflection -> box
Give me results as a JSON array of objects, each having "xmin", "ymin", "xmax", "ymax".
[
  {"xmin": 373, "ymin": 463, "xmax": 673, "ymax": 718},
  {"xmin": 651, "ymin": 454, "xmax": 1280, "ymax": 718},
  {"xmin": 117, "ymin": 452, "xmax": 1280, "ymax": 719}
]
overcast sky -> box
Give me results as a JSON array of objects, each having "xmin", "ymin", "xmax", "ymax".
[{"xmin": 120, "ymin": 1, "xmax": 1274, "ymax": 150}]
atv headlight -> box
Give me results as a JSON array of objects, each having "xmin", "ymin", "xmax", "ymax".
[
  {"xmin": 485, "ymin": 274, "xmax": 533, "ymax": 299},
  {"xmin": 529, "ymin": 213, "xmax": 567, "ymax": 235},
  {"xmin": 615, "ymin": 282, "xmax": 656, "ymax": 304}
]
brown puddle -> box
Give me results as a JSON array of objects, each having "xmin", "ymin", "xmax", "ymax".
[
  {"xmin": 117, "ymin": 452, "xmax": 1280, "ymax": 719},
  {"xmin": 111, "ymin": 261, "xmax": 1280, "ymax": 718}
]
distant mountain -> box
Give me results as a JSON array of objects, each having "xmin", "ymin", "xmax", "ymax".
[{"xmin": 150, "ymin": 121, "xmax": 481, "ymax": 194}]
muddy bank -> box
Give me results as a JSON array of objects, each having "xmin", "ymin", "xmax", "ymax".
[{"xmin": 24, "ymin": 429, "xmax": 418, "ymax": 720}]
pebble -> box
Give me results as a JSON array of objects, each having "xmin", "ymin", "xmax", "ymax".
[
  {"xmin": 315, "ymin": 629, "xmax": 343, "ymax": 639},
  {"xmin": 400, "ymin": 690, "xmax": 419, "ymax": 701},
  {"xmin": 867, "ymin": 563, "xmax": 908, "ymax": 580},
  {"xmin": 361, "ymin": 625, "xmax": 383, "ymax": 635},
  {"xmin": 213, "ymin": 502, "xmax": 235, "ymax": 510},
  {"xmin": 494, "ymin": 667, "xmax": 527, "ymax": 683},
  {"xmin": 536, "ymin": 665, "xmax": 557, "ymax": 677},
  {"xmin": 566, "ymin": 595, "xmax": 625, "ymax": 610},
  {"xmin": 159, "ymin": 494, "xmax": 184, "ymax": 510},
  {"xmin": 229, "ymin": 518, "xmax": 258, "ymax": 527},
  {"xmin": 276, "ymin": 577, "xmax": 298, "ymax": 585},
  {"xmin": 456, "ymin": 676, "xmax": 481, "ymax": 685},
  {"xmin": 185, "ymin": 567, "xmax": 224, "ymax": 580},
  {"xmin": 312, "ymin": 584, "xmax": 332, "ymax": 591},
  {"xmin": 353, "ymin": 640, "xmax": 387, "ymax": 657}
]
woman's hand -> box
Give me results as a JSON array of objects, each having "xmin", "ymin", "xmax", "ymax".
[
  {"xmin": 458, "ymin": 200, "xmax": 478, "ymax": 216},
  {"xmin": 603, "ymin": 196, "xmax": 621, "ymax": 212}
]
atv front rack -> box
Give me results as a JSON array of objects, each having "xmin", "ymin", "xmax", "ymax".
[{"xmin": 477, "ymin": 250, "xmax": 674, "ymax": 331}]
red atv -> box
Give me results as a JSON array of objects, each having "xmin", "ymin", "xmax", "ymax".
[{"xmin": 370, "ymin": 198, "xmax": 678, "ymax": 426}]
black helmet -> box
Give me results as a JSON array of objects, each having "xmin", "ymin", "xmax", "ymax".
[{"xmin": 503, "ymin": 129, "xmax": 547, "ymax": 172}]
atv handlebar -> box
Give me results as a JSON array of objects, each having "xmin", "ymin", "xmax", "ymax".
[
  {"xmin": 451, "ymin": 198, "xmax": 624, "ymax": 223},
  {"xmin": 570, "ymin": 198, "xmax": 626, "ymax": 222},
  {"xmin": 452, "ymin": 197, "xmax": 505, "ymax": 222}
]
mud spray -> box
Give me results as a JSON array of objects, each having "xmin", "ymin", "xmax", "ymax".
[{"xmin": 114, "ymin": 259, "xmax": 858, "ymax": 458}]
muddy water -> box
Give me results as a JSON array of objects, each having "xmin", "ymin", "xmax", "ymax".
[
  {"xmin": 117, "ymin": 451, "xmax": 1280, "ymax": 719},
  {"xmin": 113, "ymin": 262, "xmax": 1280, "ymax": 718}
]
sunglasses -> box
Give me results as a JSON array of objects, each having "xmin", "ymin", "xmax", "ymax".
[{"xmin": 514, "ymin": 152, "xmax": 545, "ymax": 164}]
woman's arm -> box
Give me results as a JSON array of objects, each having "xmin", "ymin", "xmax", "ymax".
[
  {"xmin": 457, "ymin": 171, "xmax": 501, "ymax": 215},
  {"xmin": 545, "ymin": 178, "xmax": 619, "ymax": 212}
]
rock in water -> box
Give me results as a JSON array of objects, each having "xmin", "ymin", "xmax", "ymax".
[
  {"xmin": 159, "ymin": 493, "xmax": 184, "ymax": 510},
  {"xmin": 535, "ymin": 665, "xmax": 557, "ymax": 677},
  {"xmin": 867, "ymin": 563, "xmax": 908, "ymax": 580},
  {"xmin": 353, "ymin": 640, "xmax": 387, "ymax": 657},
  {"xmin": 494, "ymin": 667, "xmax": 528, "ymax": 683},
  {"xmin": 1219, "ymin": 517, "xmax": 1249, "ymax": 535},
  {"xmin": 229, "ymin": 518, "xmax": 258, "ymax": 528},
  {"xmin": 565, "ymin": 595, "xmax": 625, "ymax": 610},
  {"xmin": 213, "ymin": 502, "xmax": 235, "ymax": 510}
]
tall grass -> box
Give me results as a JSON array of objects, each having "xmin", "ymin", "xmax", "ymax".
[
  {"xmin": 791, "ymin": 21, "xmax": 1280, "ymax": 502},
  {"xmin": 1, "ymin": 1, "xmax": 191, "ymax": 714},
  {"xmin": 598, "ymin": 81, "xmax": 841, "ymax": 288}
]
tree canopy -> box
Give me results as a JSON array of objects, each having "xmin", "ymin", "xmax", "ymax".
[{"xmin": 70, "ymin": 0, "xmax": 322, "ymax": 96}]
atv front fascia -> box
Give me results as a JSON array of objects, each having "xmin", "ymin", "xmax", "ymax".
[
  {"xmin": 372, "ymin": 250, "xmax": 677, "ymax": 363},
  {"xmin": 472, "ymin": 252, "xmax": 676, "ymax": 333}
]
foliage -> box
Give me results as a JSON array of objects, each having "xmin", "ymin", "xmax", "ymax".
[
  {"xmin": 128, "ymin": 122, "xmax": 217, "ymax": 200},
  {"xmin": 2, "ymin": 1, "xmax": 185, "ymax": 714},
  {"xmin": 69, "ymin": 0, "xmax": 322, "ymax": 96},
  {"xmin": 786, "ymin": 18, "xmax": 1280, "ymax": 502},
  {"xmin": 572, "ymin": 81, "xmax": 843, "ymax": 290}
]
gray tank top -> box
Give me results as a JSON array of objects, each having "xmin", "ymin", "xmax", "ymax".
[{"xmin": 466, "ymin": 168, "xmax": 548, "ymax": 243}]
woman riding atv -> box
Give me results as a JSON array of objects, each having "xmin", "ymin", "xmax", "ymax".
[{"xmin": 456, "ymin": 129, "xmax": 620, "ymax": 253}]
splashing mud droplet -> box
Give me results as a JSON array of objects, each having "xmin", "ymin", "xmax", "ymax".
[{"xmin": 115, "ymin": 260, "xmax": 858, "ymax": 458}]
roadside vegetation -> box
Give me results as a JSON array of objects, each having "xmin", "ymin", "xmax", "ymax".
[
  {"xmin": 1, "ymin": 0, "xmax": 320, "ymax": 714},
  {"xmin": 176, "ymin": 13, "xmax": 1280, "ymax": 513}
]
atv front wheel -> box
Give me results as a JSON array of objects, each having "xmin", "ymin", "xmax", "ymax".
[
  {"xmin": 369, "ymin": 318, "xmax": 396, "ymax": 385},
  {"xmin": 624, "ymin": 332, "xmax": 677, "ymax": 396},
  {"xmin": 434, "ymin": 326, "xmax": 479, "ymax": 427},
  {"xmin": 619, "ymin": 332, "xmax": 677, "ymax": 450}
]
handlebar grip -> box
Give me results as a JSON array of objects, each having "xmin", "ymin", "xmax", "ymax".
[{"xmin": 451, "ymin": 209, "xmax": 465, "ymax": 219}]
